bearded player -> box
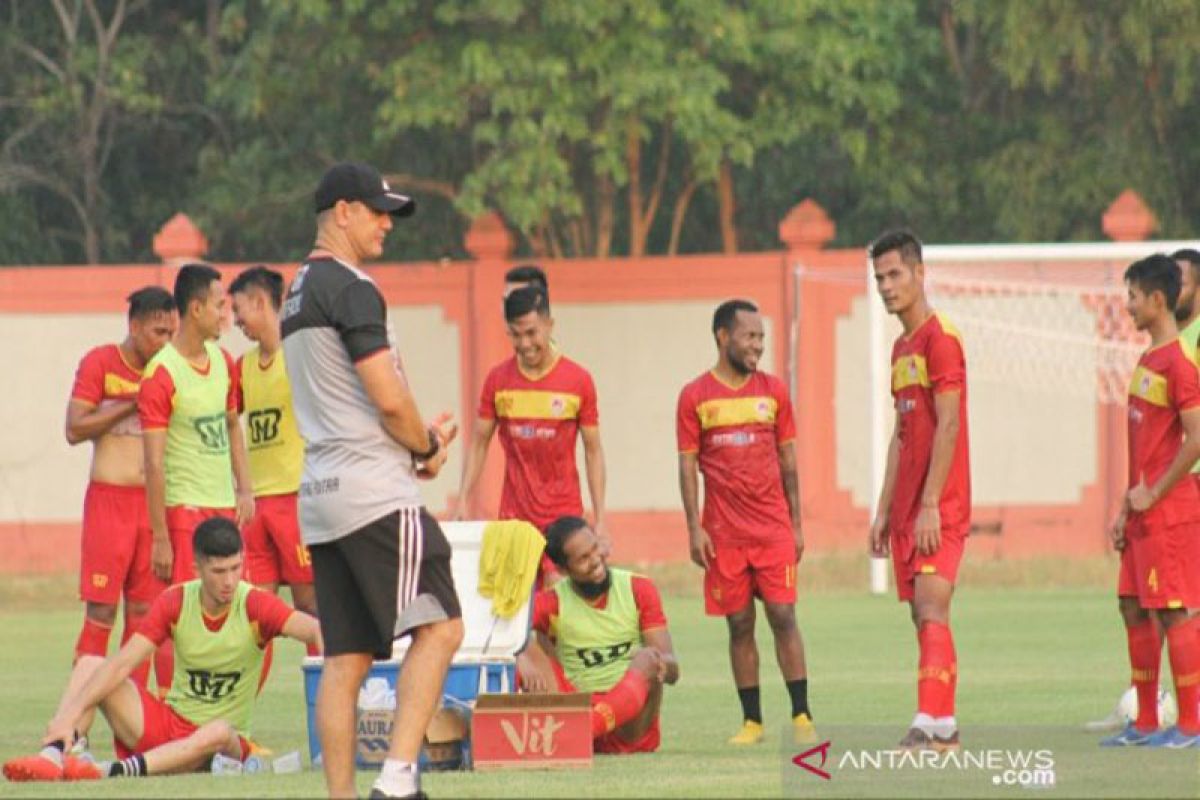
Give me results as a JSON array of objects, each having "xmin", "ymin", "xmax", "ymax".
[
  {"xmin": 868, "ymin": 230, "xmax": 970, "ymax": 751},
  {"xmin": 519, "ymin": 516, "xmax": 679, "ymax": 754},
  {"xmin": 677, "ymin": 299, "xmax": 812, "ymax": 746}
]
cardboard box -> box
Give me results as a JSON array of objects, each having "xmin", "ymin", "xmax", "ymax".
[
  {"xmin": 424, "ymin": 707, "xmax": 468, "ymax": 771},
  {"xmin": 471, "ymin": 693, "xmax": 593, "ymax": 770}
]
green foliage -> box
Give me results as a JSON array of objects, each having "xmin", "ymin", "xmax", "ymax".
[{"xmin": 1, "ymin": 0, "xmax": 1199, "ymax": 264}]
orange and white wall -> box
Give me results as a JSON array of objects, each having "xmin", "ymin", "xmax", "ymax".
[{"xmin": 0, "ymin": 198, "xmax": 1172, "ymax": 574}]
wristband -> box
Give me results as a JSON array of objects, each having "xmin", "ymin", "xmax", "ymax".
[{"xmin": 413, "ymin": 427, "xmax": 440, "ymax": 461}]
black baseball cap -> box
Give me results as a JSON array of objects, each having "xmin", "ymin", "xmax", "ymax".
[{"xmin": 314, "ymin": 161, "xmax": 416, "ymax": 217}]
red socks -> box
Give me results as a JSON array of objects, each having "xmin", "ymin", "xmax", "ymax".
[
  {"xmin": 591, "ymin": 669, "xmax": 650, "ymax": 737},
  {"xmin": 1126, "ymin": 620, "xmax": 1161, "ymax": 731},
  {"xmin": 74, "ymin": 618, "xmax": 112, "ymax": 660},
  {"xmin": 122, "ymin": 609, "xmax": 151, "ymax": 688},
  {"xmin": 917, "ymin": 621, "xmax": 957, "ymax": 718},
  {"xmin": 1166, "ymin": 617, "xmax": 1200, "ymax": 735}
]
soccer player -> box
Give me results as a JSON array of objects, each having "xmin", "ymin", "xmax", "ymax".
[
  {"xmin": 676, "ymin": 299, "xmax": 812, "ymax": 745},
  {"xmin": 2, "ymin": 518, "xmax": 321, "ymax": 782},
  {"xmin": 139, "ymin": 263, "xmax": 255, "ymax": 586},
  {"xmin": 868, "ymin": 230, "xmax": 970, "ymax": 750},
  {"xmin": 1091, "ymin": 248, "xmax": 1200, "ymax": 732},
  {"xmin": 65, "ymin": 287, "xmax": 175, "ymax": 711},
  {"xmin": 282, "ymin": 161, "xmax": 461, "ymax": 800},
  {"xmin": 455, "ymin": 287, "xmax": 610, "ymax": 563},
  {"xmin": 504, "ymin": 263, "xmax": 549, "ymax": 298},
  {"xmin": 1173, "ymin": 249, "xmax": 1200, "ymax": 337},
  {"xmin": 229, "ymin": 266, "xmax": 318, "ymax": 674},
  {"xmin": 1100, "ymin": 254, "xmax": 1200, "ymax": 748},
  {"xmin": 518, "ymin": 516, "xmax": 679, "ymax": 754}
]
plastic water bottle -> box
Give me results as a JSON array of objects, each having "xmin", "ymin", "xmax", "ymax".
[
  {"xmin": 243, "ymin": 754, "xmax": 266, "ymax": 774},
  {"xmin": 271, "ymin": 751, "xmax": 302, "ymax": 774},
  {"xmin": 211, "ymin": 753, "xmax": 243, "ymax": 775}
]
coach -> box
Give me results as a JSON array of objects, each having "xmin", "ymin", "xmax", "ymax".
[{"xmin": 281, "ymin": 161, "xmax": 460, "ymax": 800}]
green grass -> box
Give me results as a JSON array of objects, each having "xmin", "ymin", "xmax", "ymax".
[{"xmin": 0, "ymin": 570, "xmax": 1139, "ymax": 798}]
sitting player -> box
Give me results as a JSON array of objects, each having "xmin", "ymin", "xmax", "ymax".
[
  {"xmin": 3, "ymin": 518, "xmax": 321, "ymax": 781},
  {"xmin": 518, "ymin": 516, "xmax": 679, "ymax": 754}
]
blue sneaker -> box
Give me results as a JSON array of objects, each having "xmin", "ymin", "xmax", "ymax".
[
  {"xmin": 1099, "ymin": 723, "xmax": 1156, "ymax": 747},
  {"xmin": 1144, "ymin": 726, "xmax": 1200, "ymax": 749}
]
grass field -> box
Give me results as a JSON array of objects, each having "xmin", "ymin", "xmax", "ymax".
[{"xmin": 0, "ymin": 559, "xmax": 1147, "ymax": 798}]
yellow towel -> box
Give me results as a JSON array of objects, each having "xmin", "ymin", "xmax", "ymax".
[{"xmin": 478, "ymin": 520, "xmax": 545, "ymax": 619}]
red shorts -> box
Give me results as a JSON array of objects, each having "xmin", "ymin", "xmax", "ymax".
[
  {"xmin": 243, "ymin": 493, "xmax": 312, "ymax": 586},
  {"xmin": 80, "ymin": 482, "xmax": 165, "ymax": 605},
  {"xmin": 891, "ymin": 526, "xmax": 967, "ymax": 603},
  {"xmin": 1117, "ymin": 515, "xmax": 1200, "ymax": 609},
  {"xmin": 115, "ymin": 682, "xmax": 249, "ymax": 761},
  {"xmin": 595, "ymin": 714, "xmax": 660, "ymax": 754},
  {"xmin": 703, "ymin": 539, "xmax": 798, "ymax": 616},
  {"xmin": 166, "ymin": 506, "xmax": 235, "ymax": 584},
  {"xmin": 548, "ymin": 659, "xmax": 660, "ymax": 754}
]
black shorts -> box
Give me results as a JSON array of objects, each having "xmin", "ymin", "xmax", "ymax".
[{"xmin": 310, "ymin": 507, "xmax": 461, "ymax": 659}]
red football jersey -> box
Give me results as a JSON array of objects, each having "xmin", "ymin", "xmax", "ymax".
[
  {"xmin": 888, "ymin": 313, "xmax": 971, "ymax": 537},
  {"xmin": 1126, "ymin": 336, "xmax": 1200, "ymax": 525},
  {"xmin": 478, "ymin": 354, "xmax": 599, "ymax": 531},
  {"xmin": 70, "ymin": 344, "xmax": 146, "ymax": 436},
  {"xmin": 676, "ymin": 370, "xmax": 796, "ymax": 545}
]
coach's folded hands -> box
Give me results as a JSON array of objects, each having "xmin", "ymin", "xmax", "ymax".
[{"xmin": 415, "ymin": 411, "xmax": 458, "ymax": 479}]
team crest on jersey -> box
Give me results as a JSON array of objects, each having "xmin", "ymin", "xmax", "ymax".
[
  {"xmin": 908, "ymin": 360, "xmax": 919, "ymax": 379},
  {"xmin": 550, "ymin": 396, "xmax": 566, "ymax": 417},
  {"xmin": 1140, "ymin": 375, "xmax": 1151, "ymax": 394},
  {"xmin": 756, "ymin": 400, "xmax": 770, "ymax": 420}
]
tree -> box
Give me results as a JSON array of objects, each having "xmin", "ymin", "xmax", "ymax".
[{"xmin": 0, "ymin": 0, "xmax": 157, "ymax": 262}]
